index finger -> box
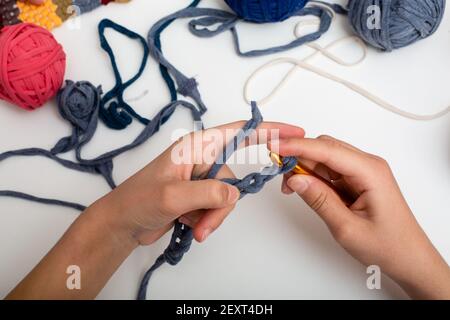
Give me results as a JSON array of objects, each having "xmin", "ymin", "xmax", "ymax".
[
  {"xmin": 269, "ymin": 138, "xmax": 375, "ymax": 188},
  {"xmin": 211, "ymin": 121, "xmax": 306, "ymax": 147}
]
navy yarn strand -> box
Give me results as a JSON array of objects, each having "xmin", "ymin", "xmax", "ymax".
[
  {"xmin": 225, "ymin": 0, "xmax": 309, "ymax": 23},
  {"xmin": 98, "ymin": 19, "xmax": 151, "ymax": 130},
  {"xmin": 0, "ymin": 20, "xmax": 206, "ymax": 213}
]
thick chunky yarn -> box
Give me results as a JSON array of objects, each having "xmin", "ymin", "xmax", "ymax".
[
  {"xmin": 0, "ymin": 23, "xmax": 66, "ymax": 110},
  {"xmin": 225, "ymin": 0, "xmax": 309, "ymax": 23},
  {"xmin": 348, "ymin": 0, "xmax": 446, "ymax": 51},
  {"xmin": 0, "ymin": 0, "xmax": 130, "ymax": 31},
  {"xmin": 136, "ymin": 102, "xmax": 298, "ymax": 300}
]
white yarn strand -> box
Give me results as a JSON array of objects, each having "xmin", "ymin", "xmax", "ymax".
[{"xmin": 243, "ymin": 3, "xmax": 450, "ymax": 121}]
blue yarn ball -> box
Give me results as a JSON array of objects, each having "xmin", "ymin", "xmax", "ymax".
[
  {"xmin": 348, "ymin": 0, "xmax": 446, "ymax": 51},
  {"xmin": 224, "ymin": 0, "xmax": 309, "ymax": 23}
]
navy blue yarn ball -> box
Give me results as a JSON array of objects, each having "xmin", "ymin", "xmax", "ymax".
[
  {"xmin": 225, "ymin": 0, "xmax": 309, "ymax": 23},
  {"xmin": 348, "ymin": 0, "xmax": 446, "ymax": 51}
]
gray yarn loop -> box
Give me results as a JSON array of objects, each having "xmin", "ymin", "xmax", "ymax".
[
  {"xmin": 348, "ymin": 0, "xmax": 446, "ymax": 51},
  {"xmin": 148, "ymin": 6, "xmax": 338, "ymax": 58},
  {"xmin": 1, "ymin": 4, "xmax": 328, "ymax": 298},
  {"xmin": 51, "ymin": 81, "xmax": 102, "ymax": 155},
  {"xmin": 0, "ymin": 78, "xmax": 206, "ymax": 207}
]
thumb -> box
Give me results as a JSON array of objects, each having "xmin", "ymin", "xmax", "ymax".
[
  {"xmin": 287, "ymin": 174, "xmax": 356, "ymax": 234},
  {"xmin": 160, "ymin": 180, "xmax": 240, "ymax": 217}
]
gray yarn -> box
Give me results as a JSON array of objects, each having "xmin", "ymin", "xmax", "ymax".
[
  {"xmin": 148, "ymin": 6, "xmax": 338, "ymax": 58},
  {"xmin": 137, "ymin": 9, "xmax": 308, "ymax": 295},
  {"xmin": 0, "ymin": 3, "xmax": 344, "ymax": 209},
  {"xmin": 72, "ymin": 0, "xmax": 102, "ymax": 14},
  {"xmin": 0, "ymin": 80, "xmax": 205, "ymax": 209},
  {"xmin": 0, "ymin": 191, "xmax": 86, "ymax": 211},
  {"xmin": 136, "ymin": 101, "xmax": 298, "ymax": 300},
  {"xmin": 1, "ymin": 11, "xmax": 305, "ymax": 299},
  {"xmin": 348, "ymin": 0, "xmax": 446, "ymax": 51}
]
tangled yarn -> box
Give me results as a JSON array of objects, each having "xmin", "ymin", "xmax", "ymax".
[
  {"xmin": 348, "ymin": 0, "xmax": 446, "ymax": 51},
  {"xmin": 224, "ymin": 0, "xmax": 309, "ymax": 23},
  {"xmin": 0, "ymin": 15, "xmax": 206, "ymax": 209},
  {"xmin": 0, "ymin": 23, "xmax": 66, "ymax": 110},
  {"xmin": 98, "ymin": 1, "xmax": 336, "ymax": 130}
]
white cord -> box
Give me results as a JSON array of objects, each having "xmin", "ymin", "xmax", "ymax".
[{"xmin": 243, "ymin": 3, "xmax": 450, "ymax": 121}]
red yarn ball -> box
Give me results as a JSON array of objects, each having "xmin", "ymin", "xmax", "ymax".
[{"xmin": 0, "ymin": 23, "xmax": 66, "ymax": 111}]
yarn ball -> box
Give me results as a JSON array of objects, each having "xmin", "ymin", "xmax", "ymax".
[
  {"xmin": 57, "ymin": 80, "xmax": 101, "ymax": 131},
  {"xmin": 224, "ymin": 0, "xmax": 309, "ymax": 23},
  {"xmin": 0, "ymin": 23, "xmax": 66, "ymax": 110},
  {"xmin": 348, "ymin": 0, "xmax": 446, "ymax": 51}
]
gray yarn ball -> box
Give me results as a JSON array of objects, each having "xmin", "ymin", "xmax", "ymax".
[{"xmin": 348, "ymin": 0, "xmax": 446, "ymax": 51}]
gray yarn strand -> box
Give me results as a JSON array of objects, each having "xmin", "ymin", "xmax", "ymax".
[
  {"xmin": 0, "ymin": 81, "xmax": 205, "ymax": 211},
  {"xmin": 148, "ymin": 6, "xmax": 336, "ymax": 59},
  {"xmin": 0, "ymin": 191, "xmax": 86, "ymax": 211}
]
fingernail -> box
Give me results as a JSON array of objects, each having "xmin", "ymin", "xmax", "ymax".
[
  {"xmin": 287, "ymin": 175, "xmax": 309, "ymax": 194},
  {"xmin": 228, "ymin": 186, "xmax": 240, "ymax": 203},
  {"xmin": 201, "ymin": 228, "xmax": 213, "ymax": 242}
]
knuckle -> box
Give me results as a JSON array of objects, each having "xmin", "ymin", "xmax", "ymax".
[
  {"xmin": 373, "ymin": 155, "xmax": 388, "ymax": 166},
  {"xmin": 370, "ymin": 155, "xmax": 392, "ymax": 174},
  {"xmin": 317, "ymin": 134, "xmax": 335, "ymax": 141},
  {"xmin": 322, "ymin": 139, "xmax": 341, "ymax": 158},
  {"xmin": 310, "ymin": 190, "xmax": 329, "ymax": 213},
  {"xmin": 333, "ymin": 221, "xmax": 355, "ymax": 245},
  {"xmin": 208, "ymin": 181, "xmax": 229, "ymax": 205}
]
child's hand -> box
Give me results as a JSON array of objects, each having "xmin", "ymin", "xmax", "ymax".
[
  {"xmin": 93, "ymin": 121, "xmax": 305, "ymax": 246},
  {"xmin": 6, "ymin": 121, "xmax": 304, "ymax": 299},
  {"xmin": 269, "ymin": 135, "xmax": 450, "ymax": 299}
]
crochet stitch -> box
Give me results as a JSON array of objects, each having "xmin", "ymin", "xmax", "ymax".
[
  {"xmin": 0, "ymin": 16, "xmax": 298, "ymax": 299},
  {"xmin": 136, "ymin": 102, "xmax": 298, "ymax": 300},
  {"xmin": 0, "ymin": 0, "xmax": 129, "ymax": 30}
]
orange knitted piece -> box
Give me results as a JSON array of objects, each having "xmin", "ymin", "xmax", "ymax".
[{"xmin": 17, "ymin": 0, "xmax": 62, "ymax": 30}]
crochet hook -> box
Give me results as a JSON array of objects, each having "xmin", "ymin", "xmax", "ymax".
[{"xmin": 269, "ymin": 152, "xmax": 354, "ymax": 205}]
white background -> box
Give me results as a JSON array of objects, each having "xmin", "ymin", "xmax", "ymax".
[{"xmin": 0, "ymin": 0, "xmax": 449, "ymax": 299}]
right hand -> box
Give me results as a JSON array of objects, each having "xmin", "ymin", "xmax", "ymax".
[{"xmin": 268, "ymin": 135, "xmax": 450, "ymax": 299}]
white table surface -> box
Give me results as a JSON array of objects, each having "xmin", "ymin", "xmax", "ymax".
[{"xmin": 0, "ymin": 0, "xmax": 449, "ymax": 300}]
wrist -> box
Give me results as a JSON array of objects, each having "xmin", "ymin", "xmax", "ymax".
[
  {"xmin": 388, "ymin": 237, "xmax": 450, "ymax": 299},
  {"xmin": 86, "ymin": 198, "xmax": 140, "ymax": 252}
]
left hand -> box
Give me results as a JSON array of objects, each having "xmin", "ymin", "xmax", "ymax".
[{"xmin": 93, "ymin": 121, "xmax": 305, "ymax": 246}]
